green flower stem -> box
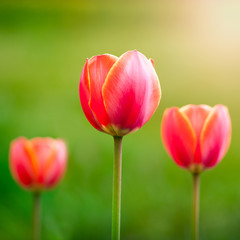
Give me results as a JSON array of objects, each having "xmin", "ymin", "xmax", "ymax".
[
  {"xmin": 112, "ymin": 136, "xmax": 123, "ymax": 240},
  {"xmin": 192, "ymin": 173, "xmax": 200, "ymax": 240},
  {"xmin": 33, "ymin": 192, "xmax": 41, "ymax": 240}
]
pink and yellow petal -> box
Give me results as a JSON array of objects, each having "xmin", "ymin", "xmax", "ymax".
[
  {"xmin": 9, "ymin": 137, "xmax": 35, "ymax": 188},
  {"xmin": 141, "ymin": 66, "xmax": 161, "ymax": 126},
  {"xmin": 44, "ymin": 140, "xmax": 67, "ymax": 187},
  {"xmin": 180, "ymin": 104, "xmax": 212, "ymax": 139},
  {"xmin": 161, "ymin": 108, "xmax": 197, "ymax": 168},
  {"xmin": 79, "ymin": 60, "xmax": 103, "ymax": 131},
  {"xmin": 103, "ymin": 50, "xmax": 159, "ymax": 134},
  {"xmin": 180, "ymin": 104, "xmax": 212, "ymax": 165},
  {"xmin": 200, "ymin": 105, "xmax": 231, "ymax": 168},
  {"xmin": 88, "ymin": 54, "xmax": 118, "ymax": 127}
]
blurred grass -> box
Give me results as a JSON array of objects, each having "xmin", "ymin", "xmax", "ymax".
[{"xmin": 0, "ymin": 0, "xmax": 240, "ymax": 239}]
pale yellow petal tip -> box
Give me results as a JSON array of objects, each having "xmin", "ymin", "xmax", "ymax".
[{"xmin": 180, "ymin": 104, "xmax": 212, "ymax": 112}]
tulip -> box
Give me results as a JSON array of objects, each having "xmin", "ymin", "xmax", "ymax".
[
  {"xmin": 9, "ymin": 137, "xmax": 67, "ymax": 190},
  {"xmin": 161, "ymin": 104, "xmax": 231, "ymax": 240},
  {"xmin": 79, "ymin": 50, "xmax": 161, "ymax": 137},
  {"xmin": 161, "ymin": 104, "xmax": 231, "ymax": 173},
  {"xmin": 9, "ymin": 137, "xmax": 67, "ymax": 240},
  {"xmin": 79, "ymin": 50, "xmax": 161, "ymax": 240}
]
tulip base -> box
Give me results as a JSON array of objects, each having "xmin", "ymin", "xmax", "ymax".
[
  {"xmin": 33, "ymin": 192, "xmax": 41, "ymax": 240},
  {"xmin": 112, "ymin": 136, "xmax": 123, "ymax": 240},
  {"xmin": 192, "ymin": 173, "xmax": 200, "ymax": 240}
]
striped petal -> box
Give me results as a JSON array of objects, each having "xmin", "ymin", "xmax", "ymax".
[
  {"xmin": 161, "ymin": 108, "xmax": 196, "ymax": 168},
  {"xmin": 103, "ymin": 50, "xmax": 160, "ymax": 135},
  {"xmin": 200, "ymin": 105, "xmax": 231, "ymax": 168}
]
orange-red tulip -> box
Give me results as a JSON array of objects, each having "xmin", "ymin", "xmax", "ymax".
[
  {"xmin": 9, "ymin": 137, "xmax": 67, "ymax": 191},
  {"xmin": 79, "ymin": 50, "xmax": 161, "ymax": 239},
  {"xmin": 161, "ymin": 104, "xmax": 231, "ymax": 173},
  {"xmin": 79, "ymin": 50, "xmax": 161, "ymax": 136}
]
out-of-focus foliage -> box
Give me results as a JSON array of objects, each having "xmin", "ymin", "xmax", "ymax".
[{"xmin": 0, "ymin": 0, "xmax": 240, "ymax": 239}]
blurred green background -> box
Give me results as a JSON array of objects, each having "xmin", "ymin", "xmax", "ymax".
[{"xmin": 1, "ymin": 0, "xmax": 240, "ymax": 239}]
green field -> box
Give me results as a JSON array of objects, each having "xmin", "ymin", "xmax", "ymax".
[{"xmin": 0, "ymin": 1, "xmax": 240, "ymax": 239}]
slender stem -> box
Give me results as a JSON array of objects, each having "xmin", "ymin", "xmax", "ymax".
[
  {"xmin": 192, "ymin": 173, "xmax": 200, "ymax": 240},
  {"xmin": 33, "ymin": 192, "xmax": 41, "ymax": 240},
  {"xmin": 112, "ymin": 136, "xmax": 123, "ymax": 240}
]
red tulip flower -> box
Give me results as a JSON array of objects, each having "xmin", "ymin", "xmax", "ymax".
[
  {"xmin": 79, "ymin": 50, "xmax": 161, "ymax": 240},
  {"xmin": 10, "ymin": 137, "xmax": 67, "ymax": 191},
  {"xmin": 161, "ymin": 104, "xmax": 231, "ymax": 173},
  {"xmin": 79, "ymin": 50, "xmax": 161, "ymax": 136},
  {"xmin": 161, "ymin": 104, "xmax": 231, "ymax": 240},
  {"xmin": 9, "ymin": 137, "xmax": 67, "ymax": 240}
]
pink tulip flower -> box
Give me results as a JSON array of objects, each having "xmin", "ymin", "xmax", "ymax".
[
  {"xmin": 79, "ymin": 50, "xmax": 161, "ymax": 136},
  {"xmin": 161, "ymin": 104, "xmax": 231, "ymax": 173},
  {"xmin": 9, "ymin": 137, "xmax": 67, "ymax": 191},
  {"xmin": 79, "ymin": 50, "xmax": 161, "ymax": 240},
  {"xmin": 161, "ymin": 104, "xmax": 231, "ymax": 240}
]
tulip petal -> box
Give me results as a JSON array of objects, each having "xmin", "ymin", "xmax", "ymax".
[
  {"xmin": 103, "ymin": 50, "xmax": 160, "ymax": 134},
  {"xmin": 88, "ymin": 54, "xmax": 118, "ymax": 127},
  {"xmin": 31, "ymin": 138, "xmax": 52, "ymax": 166},
  {"xmin": 161, "ymin": 108, "xmax": 196, "ymax": 168},
  {"xmin": 180, "ymin": 104, "xmax": 212, "ymax": 164},
  {"xmin": 9, "ymin": 137, "xmax": 35, "ymax": 188},
  {"xmin": 180, "ymin": 104, "xmax": 212, "ymax": 139},
  {"xmin": 79, "ymin": 60, "xmax": 103, "ymax": 131},
  {"xmin": 200, "ymin": 105, "xmax": 231, "ymax": 168},
  {"xmin": 16, "ymin": 164, "xmax": 33, "ymax": 186},
  {"xmin": 142, "ymin": 58, "xmax": 161, "ymax": 126},
  {"xmin": 44, "ymin": 140, "xmax": 67, "ymax": 187}
]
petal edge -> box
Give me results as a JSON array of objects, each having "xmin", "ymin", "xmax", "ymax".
[
  {"xmin": 200, "ymin": 105, "xmax": 231, "ymax": 168},
  {"xmin": 161, "ymin": 107, "xmax": 196, "ymax": 168}
]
